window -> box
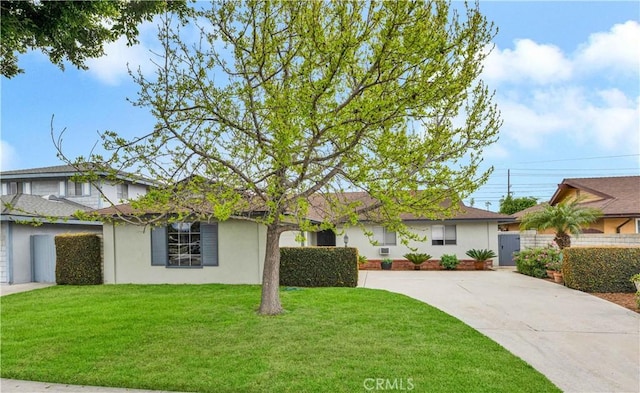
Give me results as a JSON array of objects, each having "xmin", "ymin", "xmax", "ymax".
[
  {"xmin": 373, "ymin": 226, "xmax": 397, "ymax": 246},
  {"xmin": 66, "ymin": 181, "xmax": 90, "ymax": 196},
  {"xmin": 432, "ymin": 225, "xmax": 456, "ymax": 245},
  {"xmin": 636, "ymin": 219, "xmax": 640, "ymax": 234},
  {"xmin": 1, "ymin": 182, "xmax": 30, "ymax": 195},
  {"xmin": 151, "ymin": 222, "xmax": 218, "ymax": 268},
  {"xmin": 2, "ymin": 182, "xmax": 17, "ymax": 195},
  {"xmin": 117, "ymin": 184, "xmax": 129, "ymax": 200}
]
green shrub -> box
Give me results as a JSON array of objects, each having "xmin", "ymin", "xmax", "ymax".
[
  {"xmin": 280, "ymin": 247, "xmax": 358, "ymax": 287},
  {"xmin": 403, "ymin": 253, "xmax": 431, "ymax": 265},
  {"xmin": 55, "ymin": 233, "xmax": 102, "ymax": 285},
  {"xmin": 465, "ymin": 249, "xmax": 496, "ymax": 261},
  {"xmin": 514, "ymin": 245, "xmax": 561, "ymax": 278},
  {"xmin": 440, "ymin": 254, "xmax": 459, "ymax": 270},
  {"xmin": 563, "ymin": 247, "xmax": 640, "ymax": 292}
]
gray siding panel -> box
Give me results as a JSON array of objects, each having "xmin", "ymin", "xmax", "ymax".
[
  {"xmin": 201, "ymin": 223, "xmax": 218, "ymax": 266},
  {"xmin": 151, "ymin": 227, "xmax": 168, "ymax": 266}
]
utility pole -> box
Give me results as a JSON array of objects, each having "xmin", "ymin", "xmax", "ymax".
[{"xmin": 507, "ymin": 169, "xmax": 512, "ymax": 197}]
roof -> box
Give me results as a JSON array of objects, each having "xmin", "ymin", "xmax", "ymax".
[
  {"xmin": 550, "ymin": 176, "xmax": 640, "ymax": 217},
  {"xmin": 1, "ymin": 194, "xmax": 92, "ymax": 221},
  {"xmin": 94, "ymin": 191, "xmax": 512, "ymax": 223},
  {"xmin": 1, "ymin": 164, "xmax": 157, "ymax": 186}
]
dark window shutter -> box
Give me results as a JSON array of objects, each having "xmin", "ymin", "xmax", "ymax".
[
  {"xmin": 201, "ymin": 223, "xmax": 218, "ymax": 266},
  {"xmin": 151, "ymin": 226, "xmax": 168, "ymax": 266}
]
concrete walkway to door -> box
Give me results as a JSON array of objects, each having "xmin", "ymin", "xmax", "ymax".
[{"xmin": 358, "ymin": 269, "xmax": 640, "ymax": 393}]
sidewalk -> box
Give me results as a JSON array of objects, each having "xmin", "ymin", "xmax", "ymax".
[
  {"xmin": 0, "ymin": 282, "xmax": 55, "ymax": 297},
  {"xmin": 359, "ymin": 269, "xmax": 640, "ymax": 393},
  {"xmin": 1, "ymin": 379, "xmax": 185, "ymax": 393}
]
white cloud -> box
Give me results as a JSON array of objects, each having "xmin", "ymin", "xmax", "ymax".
[
  {"xmin": 483, "ymin": 20, "xmax": 640, "ymax": 158},
  {"xmin": 85, "ymin": 35, "xmax": 156, "ymax": 86},
  {"xmin": 575, "ymin": 20, "xmax": 640, "ymax": 75},
  {"xmin": 0, "ymin": 140, "xmax": 19, "ymax": 171},
  {"xmin": 496, "ymin": 87, "xmax": 639, "ymax": 154},
  {"xmin": 483, "ymin": 39, "xmax": 572, "ymax": 85},
  {"xmin": 85, "ymin": 20, "xmax": 161, "ymax": 86}
]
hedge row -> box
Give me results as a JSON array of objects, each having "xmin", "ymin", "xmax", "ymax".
[
  {"xmin": 280, "ymin": 247, "xmax": 358, "ymax": 287},
  {"xmin": 563, "ymin": 247, "xmax": 640, "ymax": 293},
  {"xmin": 55, "ymin": 233, "xmax": 102, "ymax": 285}
]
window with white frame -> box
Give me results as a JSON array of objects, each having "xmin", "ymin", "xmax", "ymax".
[
  {"xmin": 373, "ymin": 226, "xmax": 397, "ymax": 246},
  {"xmin": 432, "ymin": 224, "xmax": 456, "ymax": 245},
  {"xmin": 636, "ymin": 219, "xmax": 640, "ymax": 234},
  {"xmin": 116, "ymin": 183, "xmax": 129, "ymax": 200},
  {"xmin": 66, "ymin": 181, "xmax": 90, "ymax": 196}
]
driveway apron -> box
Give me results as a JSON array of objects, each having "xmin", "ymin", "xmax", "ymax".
[{"xmin": 358, "ymin": 269, "xmax": 640, "ymax": 393}]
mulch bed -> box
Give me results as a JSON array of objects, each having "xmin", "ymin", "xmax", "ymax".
[
  {"xmin": 543, "ymin": 277, "xmax": 639, "ymax": 313},
  {"xmin": 590, "ymin": 292, "xmax": 639, "ymax": 313}
]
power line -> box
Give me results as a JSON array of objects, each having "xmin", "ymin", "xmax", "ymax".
[{"xmin": 515, "ymin": 154, "xmax": 640, "ymax": 164}]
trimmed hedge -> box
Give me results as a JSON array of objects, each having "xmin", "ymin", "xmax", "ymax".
[
  {"xmin": 280, "ymin": 247, "xmax": 358, "ymax": 287},
  {"xmin": 563, "ymin": 247, "xmax": 640, "ymax": 293},
  {"xmin": 55, "ymin": 233, "xmax": 103, "ymax": 285}
]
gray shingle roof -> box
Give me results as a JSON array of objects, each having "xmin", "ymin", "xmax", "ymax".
[
  {"xmin": 1, "ymin": 164, "xmax": 157, "ymax": 186},
  {"xmin": 1, "ymin": 194, "xmax": 90, "ymax": 219}
]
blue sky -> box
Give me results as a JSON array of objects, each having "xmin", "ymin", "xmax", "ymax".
[{"xmin": 1, "ymin": 1, "xmax": 639, "ymax": 211}]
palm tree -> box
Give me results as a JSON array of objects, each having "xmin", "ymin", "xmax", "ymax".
[{"xmin": 519, "ymin": 199, "xmax": 601, "ymax": 249}]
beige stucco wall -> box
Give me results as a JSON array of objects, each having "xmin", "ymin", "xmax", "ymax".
[
  {"xmin": 280, "ymin": 221, "xmax": 500, "ymax": 260},
  {"xmin": 103, "ymin": 220, "xmax": 266, "ymax": 284}
]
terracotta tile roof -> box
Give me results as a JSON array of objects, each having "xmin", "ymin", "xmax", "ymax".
[{"xmin": 550, "ymin": 176, "xmax": 640, "ymax": 217}]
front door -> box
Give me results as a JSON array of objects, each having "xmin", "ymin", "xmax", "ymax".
[{"xmin": 316, "ymin": 230, "xmax": 336, "ymax": 246}]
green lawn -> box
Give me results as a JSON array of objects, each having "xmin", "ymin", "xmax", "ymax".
[{"xmin": 1, "ymin": 285, "xmax": 559, "ymax": 393}]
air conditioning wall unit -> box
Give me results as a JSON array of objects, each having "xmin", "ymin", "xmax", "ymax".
[{"xmin": 379, "ymin": 247, "xmax": 390, "ymax": 256}]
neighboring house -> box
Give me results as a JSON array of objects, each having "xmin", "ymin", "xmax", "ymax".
[
  {"xmin": 1, "ymin": 164, "xmax": 154, "ymax": 209},
  {"xmin": 97, "ymin": 193, "xmax": 512, "ymax": 285},
  {"xmin": 504, "ymin": 176, "xmax": 640, "ymax": 234},
  {"xmin": 0, "ymin": 194, "xmax": 101, "ymax": 283},
  {"xmin": 0, "ymin": 164, "xmax": 154, "ymax": 284}
]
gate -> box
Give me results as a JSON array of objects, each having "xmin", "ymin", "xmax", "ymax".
[
  {"xmin": 498, "ymin": 233, "xmax": 520, "ymax": 266},
  {"xmin": 31, "ymin": 235, "xmax": 56, "ymax": 283}
]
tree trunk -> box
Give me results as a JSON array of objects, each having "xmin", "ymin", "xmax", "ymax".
[
  {"xmin": 555, "ymin": 232, "xmax": 571, "ymax": 250},
  {"xmin": 258, "ymin": 225, "xmax": 284, "ymax": 315}
]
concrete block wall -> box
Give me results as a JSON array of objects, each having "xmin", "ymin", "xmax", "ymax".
[{"xmin": 520, "ymin": 231, "xmax": 640, "ymax": 249}]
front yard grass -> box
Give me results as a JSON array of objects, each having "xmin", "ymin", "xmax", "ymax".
[{"xmin": 1, "ymin": 285, "xmax": 559, "ymax": 392}]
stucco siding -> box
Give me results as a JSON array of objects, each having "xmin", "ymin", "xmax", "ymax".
[
  {"xmin": 280, "ymin": 221, "xmax": 501, "ymax": 260},
  {"xmin": 104, "ymin": 220, "xmax": 265, "ymax": 284}
]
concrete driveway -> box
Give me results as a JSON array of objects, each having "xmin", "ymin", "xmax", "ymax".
[{"xmin": 359, "ymin": 269, "xmax": 640, "ymax": 393}]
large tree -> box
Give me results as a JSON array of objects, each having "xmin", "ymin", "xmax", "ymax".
[
  {"xmin": 519, "ymin": 199, "xmax": 601, "ymax": 249},
  {"xmin": 499, "ymin": 195, "xmax": 538, "ymax": 215},
  {"xmin": 0, "ymin": 0, "xmax": 186, "ymax": 78},
  {"xmin": 64, "ymin": 0, "xmax": 501, "ymax": 315}
]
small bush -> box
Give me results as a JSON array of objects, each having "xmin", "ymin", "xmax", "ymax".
[
  {"xmin": 465, "ymin": 249, "xmax": 496, "ymax": 261},
  {"xmin": 403, "ymin": 253, "xmax": 431, "ymax": 265},
  {"xmin": 55, "ymin": 233, "xmax": 102, "ymax": 285},
  {"xmin": 563, "ymin": 247, "xmax": 640, "ymax": 292},
  {"xmin": 440, "ymin": 254, "xmax": 459, "ymax": 270},
  {"xmin": 280, "ymin": 247, "xmax": 358, "ymax": 287},
  {"xmin": 514, "ymin": 245, "xmax": 561, "ymax": 278}
]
